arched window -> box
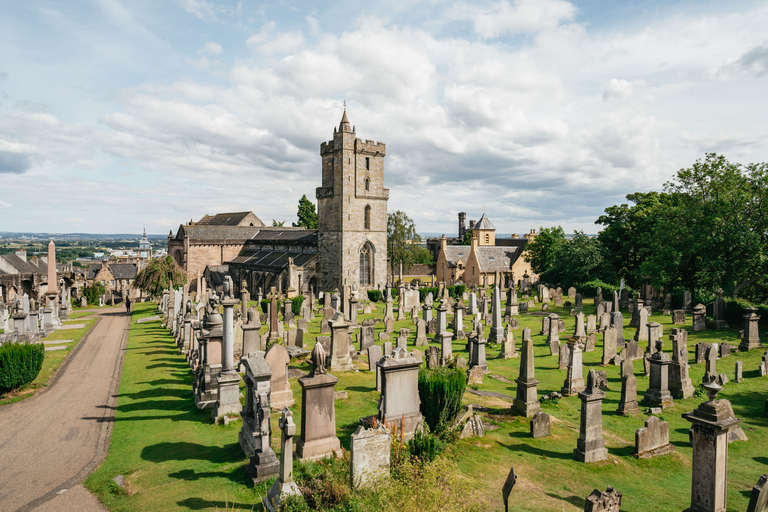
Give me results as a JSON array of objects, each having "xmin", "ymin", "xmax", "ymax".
[
  {"xmin": 364, "ymin": 205, "xmax": 371, "ymax": 230},
  {"xmin": 359, "ymin": 242, "xmax": 374, "ymax": 286},
  {"xmin": 364, "ymin": 178, "xmax": 370, "ymax": 191}
]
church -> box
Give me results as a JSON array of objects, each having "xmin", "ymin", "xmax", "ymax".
[{"xmin": 167, "ymin": 112, "xmax": 389, "ymax": 297}]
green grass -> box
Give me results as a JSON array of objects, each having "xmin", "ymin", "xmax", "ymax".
[
  {"xmin": 0, "ymin": 316, "xmax": 98, "ymax": 406},
  {"xmin": 86, "ymin": 297, "xmax": 768, "ymax": 511}
]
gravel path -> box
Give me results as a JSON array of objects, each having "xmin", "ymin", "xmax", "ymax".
[{"xmin": 0, "ymin": 309, "xmax": 130, "ymax": 511}]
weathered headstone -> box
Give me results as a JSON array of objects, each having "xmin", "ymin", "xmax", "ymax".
[
  {"xmin": 644, "ymin": 352, "xmax": 674, "ymax": 409},
  {"xmin": 513, "ymin": 328, "xmax": 540, "ymax": 417},
  {"xmin": 672, "ymin": 309, "xmax": 686, "ymax": 325},
  {"xmin": 263, "ymin": 408, "xmax": 302, "ymax": 512},
  {"xmin": 377, "ymin": 348, "xmax": 423, "ymax": 440},
  {"xmin": 530, "ymin": 411, "xmax": 550, "ymax": 438},
  {"xmin": 584, "ymin": 487, "xmax": 622, "ymax": 512},
  {"xmin": 617, "ymin": 358, "xmax": 640, "ymax": 416},
  {"xmin": 746, "ymin": 474, "xmax": 768, "ymax": 512},
  {"xmin": 561, "ymin": 342, "xmax": 585, "ymax": 396},
  {"xmin": 349, "ymin": 424, "xmax": 391, "ymax": 489},
  {"xmin": 634, "ymin": 416, "xmax": 674, "ymax": 459},
  {"xmin": 574, "ymin": 369, "xmax": 608, "ymax": 463},
  {"xmin": 239, "ymin": 353, "xmax": 279, "ymax": 483},
  {"xmin": 692, "ymin": 303, "xmax": 706, "ymax": 331},
  {"xmin": 740, "ymin": 307, "xmax": 762, "ymax": 351},
  {"xmin": 669, "ymin": 328, "xmax": 696, "ymax": 399},
  {"xmin": 297, "ymin": 343, "xmax": 343, "ymax": 460}
]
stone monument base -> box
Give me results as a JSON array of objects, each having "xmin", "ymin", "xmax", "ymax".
[{"xmin": 263, "ymin": 479, "xmax": 302, "ymax": 512}]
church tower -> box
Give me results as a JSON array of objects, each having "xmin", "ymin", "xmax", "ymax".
[{"xmin": 316, "ymin": 111, "xmax": 389, "ymax": 292}]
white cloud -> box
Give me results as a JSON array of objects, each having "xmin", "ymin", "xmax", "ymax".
[
  {"xmin": 198, "ymin": 41, "xmax": 223, "ymax": 55},
  {"xmin": 463, "ymin": 0, "xmax": 577, "ymax": 39},
  {"xmin": 0, "ymin": 200, "xmax": 12, "ymax": 209}
]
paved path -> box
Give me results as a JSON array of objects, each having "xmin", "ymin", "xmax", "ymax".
[{"xmin": 0, "ymin": 310, "xmax": 130, "ymax": 511}]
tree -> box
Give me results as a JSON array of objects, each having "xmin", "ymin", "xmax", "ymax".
[
  {"xmin": 523, "ymin": 226, "xmax": 566, "ymax": 277},
  {"xmin": 83, "ymin": 282, "xmax": 105, "ymax": 306},
  {"xmin": 460, "ymin": 228, "xmax": 474, "ymax": 245},
  {"xmin": 543, "ymin": 231, "xmax": 605, "ymax": 286},
  {"xmin": 387, "ymin": 210, "xmax": 423, "ymax": 273},
  {"xmin": 134, "ymin": 255, "xmax": 187, "ymax": 298},
  {"xmin": 272, "ymin": 219, "xmax": 285, "ymax": 227},
  {"xmin": 292, "ymin": 194, "xmax": 318, "ymax": 229}
]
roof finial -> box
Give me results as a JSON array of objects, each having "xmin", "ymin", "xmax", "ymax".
[{"xmin": 343, "ymin": 100, "xmax": 346, "ymax": 111}]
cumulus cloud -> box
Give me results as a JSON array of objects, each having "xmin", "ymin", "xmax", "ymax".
[{"xmin": 3, "ymin": 2, "xmax": 768, "ymax": 234}]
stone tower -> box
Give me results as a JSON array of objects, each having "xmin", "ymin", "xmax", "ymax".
[{"xmin": 316, "ymin": 111, "xmax": 389, "ymax": 292}]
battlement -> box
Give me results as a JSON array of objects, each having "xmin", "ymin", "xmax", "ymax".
[
  {"xmin": 320, "ymin": 140, "xmax": 334, "ymax": 154},
  {"xmin": 356, "ymin": 139, "xmax": 386, "ymax": 155}
]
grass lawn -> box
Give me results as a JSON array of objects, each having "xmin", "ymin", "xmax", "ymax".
[
  {"xmin": 86, "ymin": 296, "xmax": 768, "ymax": 511},
  {"xmin": 0, "ymin": 315, "xmax": 99, "ymax": 406}
]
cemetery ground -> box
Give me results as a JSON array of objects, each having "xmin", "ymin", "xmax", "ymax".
[
  {"xmin": 0, "ymin": 311, "xmax": 98, "ymax": 406},
  {"xmin": 86, "ymin": 299, "xmax": 767, "ymax": 511}
]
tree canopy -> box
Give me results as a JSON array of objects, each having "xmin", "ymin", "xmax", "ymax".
[
  {"xmin": 387, "ymin": 210, "xmax": 431, "ymax": 272},
  {"xmin": 134, "ymin": 255, "xmax": 187, "ymax": 298},
  {"xmin": 292, "ymin": 194, "xmax": 318, "ymax": 229}
]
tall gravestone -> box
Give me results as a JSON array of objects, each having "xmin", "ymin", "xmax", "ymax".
[
  {"xmin": 213, "ymin": 277, "xmax": 241, "ymax": 422},
  {"xmin": 239, "ymin": 353, "xmax": 279, "ymax": 483},
  {"xmin": 377, "ymin": 348, "xmax": 423, "ymax": 440},
  {"xmin": 263, "ymin": 408, "xmax": 303, "ymax": 512},
  {"xmin": 643, "ymin": 352, "xmax": 674, "ymax": 409},
  {"xmin": 329, "ymin": 312, "xmax": 356, "ymax": 372},
  {"xmin": 617, "ymin": 358, "xmax": 640, "ymax": 415},
  {"xmin": 669, "ymin": 328, "xmax": 696, "ymax": 399},
  {"xmin": 561, "ymin": 342, "xmax": 586, "ymax": 396},
  {"xmin": 265, "ymin": 344, "xmax": 295, "ymax": 409},
  {"xmin": 740, "ymin": 307, "xmax": 762, "ymax": 351},
  {"xmin": 349, "ymin": 424, "xmax": 391, "ymax": 489},
  {"xmin": 297, "ymin": 343, "xmax": 343, "ymax": 460},
  {"xmin": 574, "ymin": 369, "xmax": 608, "ymax": 463},
  {"xmin": 513, "ymin": 328, "xmax": 540, "ymax": 417},
  {"xmin": 682, "ymin": 382, "xmax": 740, "ymax": 512}
]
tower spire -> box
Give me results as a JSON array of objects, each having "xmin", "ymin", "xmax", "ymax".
[{"xmin": 339, "ymin": 108, "xmax": 351, "ymax": 132}]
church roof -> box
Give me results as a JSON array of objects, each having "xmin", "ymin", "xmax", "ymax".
[
  {"xmin": 475, "ymin": 246, "xmax": 518, "ymax": 272},
  {"xmin": 87, "ymin": 263, "xmax": 137, "ymax": 280},
  {"xmin": 228, "ymin": 247, "xmax": 318, "ymax": 270},
  {"xmin": 442, "ymin": 246, "xmax": 471, "ymax": 268},
  {"xmin": 0, "ymin": 254, "xmax": 43, "ymax": 275},
  {"xmin": 474, "ymin": 213, "xmax": 495, "ymax": 230},
  {"xmin": 196, "ymin": 211, "xmax": 264, "ymax": 227}
]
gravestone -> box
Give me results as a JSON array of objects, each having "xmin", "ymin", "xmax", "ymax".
[
  {"xmin": 263, "ymin": 408, "xmax": 303, "ymax": 512},
  {"xmin": 415, "ymin": 319, "xmax": 428, "ymax": 346},
  {"xmin": 672, "ymin": 309, "xmax": 686, "ymax": 325},
  {"xmin": 634, "ymin": 416, "xmax": 674, "ymax": 458},
  {"xmin": 713, "ymin": 288, "xmax": 729, "ymax": 328},
  {"xmin": 466, "ymin": 365, "xmax": 484, "ymax": 386},
  {"xmin": 617, "ymin": 358, "xmax": 640, "ymax": 415},
  {"xmin": 739, "ymin": 307, "xmax": 762, "ymax": 351},
  {"xmin": 530, "ymin": 411, "xmax": 550, "ymax": 438},
  {"xmin": 746, "ymin": 474, "xmax": 768, "ymax": 512},
  {"xmin": 547, "ymin": 314, "xmax": 560, "ymax": 356},
  {"xmin": 601, "ymin": 327, "xmax": 617, "ymax": 366},
  {"xmin": 329, "ymin": 313, "xmax": 356, "ymax": 372},
  {"xmin": 425, "ymin": 346, "xmax": 440, "ymax": 369},
  {"xmin": 360, "ymin": 319, "xmax": 375, "ymax": 352},
  {"xmin": 558, "ymin": 343, "xmax": 570, "ymax": 370},
  {"xmin": 367, "ymin": 345, "xmax": 382, "ymax": 372},
  {"xmin": 692, "ymin": 303, "xmax": 706, "ymax": 331},
  {"xmin": 561, "ymin": 342, "xmax": 585, "ymax": 396},
  {"xmin": 377, "ymin": 348, "xmax": 423, "ymax": 440},
  {"xmin": 513, "ymin": 328, "xmax": 540, "ymax": 417},
  {"xmin": 499, "ymin": 324, "xmax": 518, "ymax": 359},
  {"xmin": 669, "ymin": 328, "xmax": 696, "ymax": 399},
  {"xmin": 297, "ymin": 343, "xmax": 343, "ymax": 460},
  {"xmin": 574, "ymin": 369, "xmax": 608, "ymax": 463},
  {"xmin": 265, "ymin": 343, "xmax": 295, "ymax": 409},
  {"xmin": 644, "ymin": 352, "xmax": 674, "ymax": 409},
  {"xmin": 703, "ymin": 344, "xmax": 718, "ymax": 384},
  {"xmin": 633, "ymin": 307, "xmax": 649, "ymax": 342},
  {"xmin": 695, "ymin": 342, "xmax": 708, "ymax": 364},
  {"xmin": 682, "ymin": 382, "xmax": 740, "ymax": 512},
  {"xmin": 612, "ymin": 311, "xmax": 625, "ymax": 343},
  {"xmin": 720, "ymin": 342, "xmax": 731, "ymax": 358},
  {"xmin": 239, "ymin": 353, "xmax": 279, "ymax": 483},
  {"xmin": 349, "ymin": 424, "xmax": 391, "ymax": 489},
  {"xmin": 735, "ymin": 361, "xmax": 744, "ymax": 383},
  {"xmin": 584, "ymin": 487, "xmax": 622, "ymax": 512}
]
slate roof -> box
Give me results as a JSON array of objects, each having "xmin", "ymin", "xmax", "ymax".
[
  {"xmin": 475, "ymin": 246, "xmax": 518, "ymax": 272},
  {"xmin": 196, "ymin": 211, "xmax": 264, "ymax": 227},
  {"xmin": 0, "ymin": 254, "xmax": 44, "ymax": 274},
  {"xmin": 176, "ymin": 225, "xmax": 315, "ymax": 242},
  {"xmin": 228, "ymin": 247, "xmax": 318, "ymax": 270},
  {"xmin": 442, "ymin": 246, "xmax": 471, "ymax": 268},
  {"xmin": 86, "ymin": 263, "xmax": 137, "ymax": 280},
  {"xmin": 474, "ymin": 213, "xmax": 495, "ymax": 230},
  {"xmin": 205, "ymin": 265, "xmax": 231, "ymax": 287}
]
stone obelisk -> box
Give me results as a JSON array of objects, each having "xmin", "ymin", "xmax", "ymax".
[{"xmin": 47, "ymin": 240, "xmax": 57, "ymax": 304}]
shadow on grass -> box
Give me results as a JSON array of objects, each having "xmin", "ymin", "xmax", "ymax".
[
  {"xmin": 344, "ymin": 385, "xmax": 375, "ymax": 393},
  {"xmin": 500, "ymin": 441, "xmax": 572, "ymax": 460},
  {"xmin": 119, "ymin": 388, "xmax": 190, "ymax": 401},
  {"xmin": 544, "ymin": 492, "xmax": 584, "ymax": 508},
  {"xmin": 142, "ymin": 441, "xmax": 243, "ymax": 464},
  {"xmin": 176, "ymin": 497, "xmax": 262, "ymax": 511},
  {"xmin": 168, "ymin": 465, "xmax": 250, "ymax": 486}
]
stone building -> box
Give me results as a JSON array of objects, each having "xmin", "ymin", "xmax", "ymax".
[
  {"xmin": 169, "ymin": 112, "xmax": 389, "ymax": 296},
  {"xmin": 0, "ymin": 249, "xmax": 80, "ymax": 303},
  {"xmin": 316, "ymin": 110, "xmax": 388, "ymax": 293},
  {"xmin": 434, "ymin": 213, "xmax": 537, "ymax": 286},
  {"xmin": 86, "ymin": 260, "xmax": 141, "ymax": 300}
]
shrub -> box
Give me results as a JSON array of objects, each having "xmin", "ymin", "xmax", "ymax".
[
  {"xmin": 0, "ymin": 343, "xmax": 45, "ymax": 394},
  {"xmin": 260, "ymin": 298, "xmax": 282, "ymax": 314},
  {"xmin": 419, "ymin": 287, "xmax": 439, "ymax": 302},
  {"xmin": 291, "ymin": 295, "xmax": 304, "ymax": 316},
  {"xmin": 417, "ymin": 367, "xmax": 466, "ymax": 435},
  {"xmin": 453, "ymin": 284, "xmax": 466, "ymax": 298},
  {"xmin": 83, "ymin": 283, "xmax": 105, "ymax": 306},
  {"xmin": 367, "ymin": 290, "xmax": 382, "ymax": 302},
  {"xmin": 409, "ymin": 430, "xmax": 445, "ymax": 463}
]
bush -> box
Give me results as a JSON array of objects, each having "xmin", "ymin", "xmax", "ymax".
[
  {"xmin": 409, "ymin": 430, "xmax": 445, "ymax": 463},
  {"xmin": 83, "ymin": 283, "xmax": 105, "ymax": 306},
  {"xmin": 291, "ymin": 295, "xmax": 304, "ymax": 316},
  {"xmin": 724, "ymin": 298, "xmax": 768, "ymax": 328},
  {"xmin": 417, "ymin": 367, "xmax": 466, "ymax": 435},
  {"xmin": 0, "ymin": 343, "xmax": 45, "ymax": 394},
  {"xmin": 453, "ymin": 284, "xmax": 466, "ymax": 298},
  {"xmin": 419, "ymin": 287, "xmax": 439, "ymax": 302},
  {"xmin": 260, "ymin": 298, "xmax": 282, "ymax": 314},
  {"xmin": 367, "ymin": 290, "xmax": 382, "ymax": 302}
]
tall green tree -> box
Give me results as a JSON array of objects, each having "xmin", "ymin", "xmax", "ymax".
[
  {"xmin": 292, "ymin": 194, "xmax": 318, "ymax": 229},
  {"xmin": 272, "ymin": 219, "xmax": 285, "ymax": 226},
  {"xmin": 134, "ymin": 256, "xmax": 187, "ymax": 298},
  {"xmin": 387, "ymin": 210, "xmax": 422, "ymax": 273},
  {"xmin": 460, "ymin": 227, "xmax": 474, "ymax": 245},
  {"xmin": 523, "ymin": 226, "xmax": 566, "ymax": 277},
  {"xmin": 542, "ymin": 231, "xmax": 605, "ymax": 286}
]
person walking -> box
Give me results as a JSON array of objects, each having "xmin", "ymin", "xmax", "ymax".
[{"xmin": 125, "ymin": 296, "xmax": 132, "ymax": 315}]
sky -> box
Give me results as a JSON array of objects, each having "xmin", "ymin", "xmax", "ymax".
[{"xmin": 1, "ymin": 0, "xmax": 767, "ymax": 236}]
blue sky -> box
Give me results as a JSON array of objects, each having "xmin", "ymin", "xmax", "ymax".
[{"xmin": 1, "ymin": 0, "xmax": 767, "ymax": 235}]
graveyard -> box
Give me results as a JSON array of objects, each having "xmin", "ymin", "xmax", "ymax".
[{"xmin": 82, "ymin": 285, "xmax": 768, "ymax": 511}]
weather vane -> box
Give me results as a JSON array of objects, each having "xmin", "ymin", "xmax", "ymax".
[{"xmin": 343, "ymin": 100, "xmax": 347, "ymax": 111}]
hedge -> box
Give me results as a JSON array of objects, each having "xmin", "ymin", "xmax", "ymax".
[
  {"xmin": 367, "ymin": 290, "xmax": 382, "ymax": 302},
  {"xmin": 0, "ymin": 343, "xmax": 45, "ymax": 394},
  {"xmin": 418, "ymin": 367, "xmax": 466, "ymax": 434}
]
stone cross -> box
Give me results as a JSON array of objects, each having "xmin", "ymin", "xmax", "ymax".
[
  {"xmin": 263, "ymin": 408, "xmax": 302, "ymax": 511},
  {"xmin": 267, "ymin": 286, "xmax": 280, "ymax": 339}
]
